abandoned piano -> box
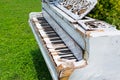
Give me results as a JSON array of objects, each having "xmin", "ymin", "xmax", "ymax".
[{"xmin": 29, "ymin": 0, "xmax": 120, "ymax": 80}]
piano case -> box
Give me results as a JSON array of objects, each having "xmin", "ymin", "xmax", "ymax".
[{"xmin": 29, "ymin": 0, "xmax": 120, "ymax": 80}]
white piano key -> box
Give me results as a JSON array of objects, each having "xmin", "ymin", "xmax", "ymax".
[
  {"xmin": 42, "ymin": 27, "xmax": 54, "ymax": 31},
  {"xmin": 39, "ymin": 30, "xmax": 48, "ymax": 38},
  {"xmin": 44, "ymin": 38, "xmax": 52, "ymax": 43},
  {"xmin": 49, "ymin": 49, "xmax": 56, "ymax": 52},
  {"xmin": 46, "ymin": 43, "xmax": 66, "ymax": 49},
  {"xmin": 33, "ymin": 17, "xmax": 44, "ymax": 30},
  {"xmin": 59, "ymin": 53, "xmax": 73, "ymax": 57},
  {"xmin": 58, "ymin": 52, "xmax": 72, "ymax": 56}
]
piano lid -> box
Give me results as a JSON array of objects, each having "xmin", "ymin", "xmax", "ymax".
[{"xmin": 53, "ymin": 0, "xmax": 98, "ymax": 20}]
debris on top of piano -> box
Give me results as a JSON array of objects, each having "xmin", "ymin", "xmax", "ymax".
[
  {"xmin": 78, "ymin": 18, "xmax": 117, "ymax": 31},
  {"xmin": 29, "ymin": 0, "xmax": 120, "ymax": 80}
]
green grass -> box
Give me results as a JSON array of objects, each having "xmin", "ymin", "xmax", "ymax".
[{"xmin": 0, "ymin": 0, "xmax": 52, "ymax": 80}]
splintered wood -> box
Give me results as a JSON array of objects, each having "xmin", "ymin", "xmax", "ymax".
[
  {"xmin": 32, "ymin": 17, "xmax": 87, "ymax": 80},
  {"xmin": 57, "ymin": 60, "xmax": 87, "ymax": 80}
]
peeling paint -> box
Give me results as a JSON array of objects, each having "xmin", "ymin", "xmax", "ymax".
[{"xmin": 29, "ymin": 0, "xmax": 120, "ymax": 80}]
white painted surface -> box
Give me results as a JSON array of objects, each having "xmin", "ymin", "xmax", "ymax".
[{"xmin": 69, "ymin": 35, "xmax": 120, "ymax": 80}]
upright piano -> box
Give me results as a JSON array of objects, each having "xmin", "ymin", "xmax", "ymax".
[{"xmin": 29, "ymin": 0, "xmax": 120, "ymax": 80}]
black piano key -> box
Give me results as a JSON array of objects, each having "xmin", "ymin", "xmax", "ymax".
[
  {"xmin": 55, "ymin": 47, "xmax": 69, "ymax": 51},
  {"xmin": 51, "ymin": 40, "xmax": 64, "ymax": 44},
  {"xmin": 49, "ymin": 37, "xmax": 61, "ymax": 41},
  {"xmin": 38, "ymin": 19, "xmax": 47, "ymax": 23},
  {"xmin": 55, "ymin": 47, "xmax": 68, "ymax": 50},
  {"xmin": 46, "ymin": 32, "xmax": 56, "ymax": 35},
  {"xmin": 41, "ymin": 23, "xmax": 50, "ymax": 26},
  {"xmin": 42, "ymin": 26, "xmax": 51, "ymax": 29},
  {"xmin": 37, "ymin": 17, "xmax": 45, "ymax": 20},
  {"xmin": 60, "ymin": 56, "xmax": 76, "ymax": 60},
  {"xmin": 43, "ymin": 27, "xmax": 54, "ymax": 31},
  {"xmin": 57, "ymin": 49, "xmax": 71, "ymax": 53},
  {"xmin": 47, "ymin": 33, "xmax": 59, "ymax": 38},
  {"xmin": 45, "ymin": 31, "xmax": 55, "ymax": 34}
]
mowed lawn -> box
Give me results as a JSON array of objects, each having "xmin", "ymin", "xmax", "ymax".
[{"xmin": 0, "ymin": 0, "xmax": 52, "ymax": 80}]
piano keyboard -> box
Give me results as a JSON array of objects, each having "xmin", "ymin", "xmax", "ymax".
[
  {"xmin": 38, "ymin": 17, "xmax": 77, "ymax": 61},
  {"xmin": 31, "ymin": 16, "xmax": 86, "ymax": 79}
]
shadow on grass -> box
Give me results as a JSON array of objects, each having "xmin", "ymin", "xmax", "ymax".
[{"xmin": 31, "ymin": 48, "xmax": 52, "ymax": 80}]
